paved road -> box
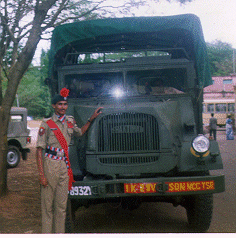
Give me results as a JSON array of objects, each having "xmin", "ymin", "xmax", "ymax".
[
  {"xmin": 29, "ymin": 127, "xmax": 236, "ymax": 233},
  {"xmin": 209, "ymin": 132, "xmax": 236, "ymax": 233}
]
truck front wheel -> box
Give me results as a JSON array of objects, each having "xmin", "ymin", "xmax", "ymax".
[
  {"xmin": 184, "ymin": 194, "xmax": 213, "ymax": 232},
  {"xmin": 7, "ymin": 145, "xmax": 20, "ymax": 168}
]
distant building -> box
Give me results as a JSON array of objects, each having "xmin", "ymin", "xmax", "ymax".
[{"xmin": 203, "ymin": 75, "xmax": 236, "ymax": 126}]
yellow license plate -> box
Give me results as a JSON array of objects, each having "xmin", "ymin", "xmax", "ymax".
[
  {"xmin": 124, "ymin": 183, "xmax": 157, "ymax": 194},
  {"xmin": 166, "ymin": 180, "xmax": 215, "ymax": 193}
]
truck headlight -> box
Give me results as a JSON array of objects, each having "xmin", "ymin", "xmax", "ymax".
[{"xmin": 192, "ymin": 135, "xmax": 210, "ymax": 154}]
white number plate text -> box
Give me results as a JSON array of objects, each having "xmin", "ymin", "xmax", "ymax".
[{"xmin": 69, "ymin": 186, "xmax": 92, "ymax": 196}]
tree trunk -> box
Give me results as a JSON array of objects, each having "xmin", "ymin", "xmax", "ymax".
[
  {"xmin": 0, "ymin": 107, "xmax": 9, "ymax": 196},
  {"xmin": 0, "ymin": 0, "xmax": 63, "ymax": 197}
]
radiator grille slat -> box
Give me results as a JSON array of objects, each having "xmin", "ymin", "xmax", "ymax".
[
  {"xmin": 98, "ymin": 113, "xmax": 159, "ymax": 152},
  {"xmin": 99, "ymin": 156, "xmax": 159, "ymax": 165}
]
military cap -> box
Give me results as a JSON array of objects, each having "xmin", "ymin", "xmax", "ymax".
[{"xmin": 52, "ymin": 88, "xmax": 70, "ymax": 104}]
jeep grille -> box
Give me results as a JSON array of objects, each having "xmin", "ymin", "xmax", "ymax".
[{"xmin": 98, "ymin": 113, "xmax": 159, "ymax": 152}]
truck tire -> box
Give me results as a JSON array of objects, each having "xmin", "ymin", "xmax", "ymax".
[
  {"xmin": 7, "ymin": 145, "xmax": 21, "ymax": 168},
  {"xmin": 65, "ymin": 199, "xmax": 75, "ymax": 233},
  {"xmin": 184, "ymin": 193, "xmax": 213, "ymax": 232}
]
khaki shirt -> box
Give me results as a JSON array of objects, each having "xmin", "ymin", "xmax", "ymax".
[{"xmin": 36, "ymin": 113, "xmax": 82, "ymax": 150}]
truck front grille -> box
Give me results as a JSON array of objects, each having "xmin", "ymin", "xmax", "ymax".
[
  {"xmin": 98, "ymin": 112, "xmax": 159, "ymax": 152},
  {"xmin": 99, "ymin": 156, "xmax": 159, "ymax": 165}
]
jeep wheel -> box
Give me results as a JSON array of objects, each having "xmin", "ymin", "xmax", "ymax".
[
  {"xmin": 65, "ymin": 199, "xmax": 76, "ymax": 233},
  {"xmin": 184, "ymin": 194, "xmax": 213, "ymax": 232},
  {"xmin": 7, "ymin": 145, "xmax": 20, "ymax": 168}
]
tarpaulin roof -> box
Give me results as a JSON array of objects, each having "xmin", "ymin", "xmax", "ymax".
[{"xmin": 49, "ymin": 14, "xmax": 212, "ymax": 87}]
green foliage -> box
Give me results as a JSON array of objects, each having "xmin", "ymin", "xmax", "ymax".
[
  {"xmin": 207, "ymin": 40, "xmax": 235, "ymax": 76},
  {"xmin": 17, "ymin": 83, "xmax": 52, "ymax": 119},
  {"xmin": 78, "ymin": 50, "xmax": 170, "ymax": 64},
  {"xmin": 40, "ymin": 49, "xmax": 50, "ymax": 80},
  {"xmin": 12, "ymin": 50, "xmax": 53, "ymax": 119}
]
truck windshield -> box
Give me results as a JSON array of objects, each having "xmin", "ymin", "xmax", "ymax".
[{"xmin": 65, "ymin": 67, "xmax": 185, "ymax": 98}]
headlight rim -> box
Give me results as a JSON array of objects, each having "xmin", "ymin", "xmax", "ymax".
[{"xmin": 191, "ymin": 134, "xmax": 210, "ymax": 154}]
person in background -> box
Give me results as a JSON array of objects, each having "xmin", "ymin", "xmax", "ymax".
[
  {"xmin": 209, "ymin": 113, "xmax": 217, "ymax": 140},
  {"xmin": 226, "ymin": 115, "xmax": 234, "ymax": 140}
]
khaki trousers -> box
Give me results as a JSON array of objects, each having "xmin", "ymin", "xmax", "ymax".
[{"xmin": 41, "ymin": 157, "xmax": 69, "ymax": 233}]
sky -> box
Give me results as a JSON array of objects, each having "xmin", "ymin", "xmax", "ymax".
[
  {"xmin": 33, "ymin": 0, "xmax": 236, "ymax": 64},
  {"xmin": 134, "ymin": 0, "xmax": 236, "ymax": 48}
]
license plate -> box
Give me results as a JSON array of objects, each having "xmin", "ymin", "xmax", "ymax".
[
  {"xmin": 124, "ymin": 183, "xmax": 157, "ymax": 194},
  {"xmin": 166, "ymin": 180, "xmax": 215, "ymax": 193},
  {"xmin": 69, "ymin": 186, "xmax": 92, "ymax": 196}
]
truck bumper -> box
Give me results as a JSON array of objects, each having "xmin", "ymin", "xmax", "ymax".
[{"xmin": 68, "ymin": 174, "xmax": 225, "ymax": 199}]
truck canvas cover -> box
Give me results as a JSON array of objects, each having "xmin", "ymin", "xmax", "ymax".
[{"xmin": 49, "ymin": 14, "xmax": 212, "ymax": 88}]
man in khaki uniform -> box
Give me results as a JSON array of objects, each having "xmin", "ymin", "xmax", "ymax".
[{"xmin": 36, "ymin": 88, "xmax": 102, "ymax": 233}]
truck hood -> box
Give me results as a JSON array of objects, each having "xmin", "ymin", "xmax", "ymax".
[{"xmin": 71, "ymin": 95, "xmax": 195, "ymax": 149}]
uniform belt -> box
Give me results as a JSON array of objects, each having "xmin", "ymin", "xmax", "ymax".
[
  {"xmin": 45, "ymin": 146, "xmax": 66, "ymax": 161},
  {"xmin": 45, "ymin": 152, "xmax": 67, "ymax": 162},
  {"xmin": 45, "ymin": 149, "xmax": 65, "ymax": 157}
]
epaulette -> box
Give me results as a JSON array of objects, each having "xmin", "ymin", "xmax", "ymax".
[
  {"xmin": 43, "ymin": 117, "xmax": 51, "ymax": 122},
  {"xmin": 41, "ymin": 117, "xmax": 52, "ymax": 124},
  {"xmin": 66, "ymin": 115, "xmax": 74, "ymax": 122}
]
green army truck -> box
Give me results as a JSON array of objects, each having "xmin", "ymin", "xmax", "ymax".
[{"xmin": 47, "ymin": 14, "xmax": 225, "ymax": 232}]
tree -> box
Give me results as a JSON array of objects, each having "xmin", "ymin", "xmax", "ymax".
[
  {"xmin": 2, "ymin": 63, "xmax": 52, "ymax": 118},
  {"xmin": 12, "ymin": 50, "xmax": 52, "ymax": 118},
  {"xmin": 15, "ymin": 67, "xmax": 53, "ymax": 118},
  {"xmin": 0, "ymin": 0, "xmax": 194, "ymax": 196},
  {"xmin": 207, "ymin": 40, "xmax": 235, "ymax": 76}
]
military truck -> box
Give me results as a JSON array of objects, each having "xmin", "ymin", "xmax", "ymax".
[
  {"xmin": 7, "ymin": 107, "xmax": 31, "ymax": 168},
  {"xmin": 47, "ymin": 14, "xmax": 225, "ymax": 232}
]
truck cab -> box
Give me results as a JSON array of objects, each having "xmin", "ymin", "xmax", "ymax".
[{"xmin": 48, "ymin": 14, "xmax": 225, "ymax": 232}]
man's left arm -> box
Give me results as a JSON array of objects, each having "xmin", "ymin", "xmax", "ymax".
[{"xmin": 80, "ymin": 107, "xmax": 103, "ymax": 135}]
